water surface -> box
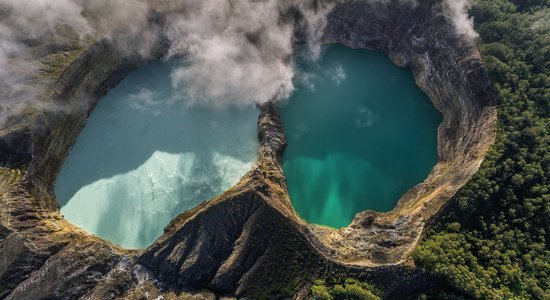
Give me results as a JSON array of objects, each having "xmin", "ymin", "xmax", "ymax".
[
  {"xmin": 55, "ymin": 61, "xmax": 259, "ymax": 249},
  {"xmin": 280, "ymin": 45, "xmax": 442, "ymax": 228}
]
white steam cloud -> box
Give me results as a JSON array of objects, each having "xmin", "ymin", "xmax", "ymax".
[
  {"xmin": 165, "ymin": 0, "xmax": 333, "ymax": 107},
  {"xmin": 0, "ymin": 0, "xmax": 333, "ymax": 128},
  {"xmin": 0, "ymin": 0, "xmax": 156, "ymax": 128},
  {"xmin": 0, "ymin": 0, "xmax": 88, "ymax": 127},
  {"xmin": 444, "ymin": 0, "xmax": 478, "ymax": 38},
  {"xmin": 165, "ymin": 0, "xmax": 295, "ymax": 107},
  {"xmin": 0, "ymin": 0, "xmax": 479, "ymax": 129}
]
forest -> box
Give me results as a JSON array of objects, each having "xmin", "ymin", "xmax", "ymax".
[
  {"xmin": 413, "ymin": 0, "xmax": 549, "ymax": 298},
  {"xmin": 313, "ymin": 0, "xmax": 549, "ymax": 298}
]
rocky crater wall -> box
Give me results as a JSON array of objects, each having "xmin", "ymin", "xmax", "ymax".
[
  {"xmin": 304, "ymin": 0, "xmax": 497, "ymax": 265},
  {"xmin": 0, "ymin": 0, "xmax": 496, "ymax": 298}
]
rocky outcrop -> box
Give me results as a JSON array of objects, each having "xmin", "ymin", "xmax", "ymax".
[
  {"xmin": 0, "ymin": 0, "xmax": 496, "ymax": 298},
  {"xmin": 302, "ymin": 0, "xmax": 497, "ymax": 265}
]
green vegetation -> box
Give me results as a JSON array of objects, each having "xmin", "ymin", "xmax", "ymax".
[
  {"xmin": 39, "ymin": 48, "xmax": 85, "ymax": 82},
  {"xmin": 413, "ymin": 0, "xmax": 550, "ymax": 299},
  {"xmin": 310, "ymin": 278, "xmax": 382, "ymax": 300}
]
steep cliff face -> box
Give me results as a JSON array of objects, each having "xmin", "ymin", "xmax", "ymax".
[
  {"xmin": 305, "ymin": 0, "xmax": 497, "ymax": 265},
  {"xmin": 0, "ymin": 0, "xmax": 496, "ymax": 298}
]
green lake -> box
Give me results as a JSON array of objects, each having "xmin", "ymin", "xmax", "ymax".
[{"xmin": 280, "ymin": 45, "xmax": 442, "ymax": 228}]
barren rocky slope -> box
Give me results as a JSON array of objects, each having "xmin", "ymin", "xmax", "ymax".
[{"xmin": 0, "ymin": 0, "xmax": 496, "ymax": 298}]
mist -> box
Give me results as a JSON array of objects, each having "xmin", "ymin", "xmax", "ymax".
[
  {"xmin": 0, "ymin": 0, "xmax": 479, "ymax": 129},
  {"xmin": 165, "ymin": 0, "xmax": 296, "ymax": 107},
  {"xmin": 444, "ymin": 0, "xmax": 478, "ymax": 38},
  {"xmin": 0, "ymin": 0, "xmax": 336, "ymax": 128},
  {"xmin": 0, "ymin": 0, "xmax": 156, "ymax": 128},
  {"xmin": 164, "ymin": 0, "xmax": 336, "ymax": 107}
]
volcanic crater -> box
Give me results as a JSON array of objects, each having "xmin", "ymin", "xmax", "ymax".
[{"xmin": 0, "ymin": 0, "xmax": 496, "ymax": 298}]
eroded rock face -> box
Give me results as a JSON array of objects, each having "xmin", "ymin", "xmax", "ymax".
[
  {"xmin": 304, "ymin": 0, "xmax": 497, "ymax": 265},
  {"xmin": 0, "ymin": 0, "xmax": 496, "ymax": 298}
]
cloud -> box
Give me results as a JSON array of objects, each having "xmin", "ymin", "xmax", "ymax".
[
  {"xmin": 0, "ymin": 0, "xmax": 483, "ymax": 130},
  {"xmin": 443, "ymin": 0, "xmax": 479, "ymax": 38},
  {"xmin": 128, "ymin": 87, "xmax": 165, "ymax": 116},
  {"xmin": 298, "ymin": 0, "xmax": 335, "ymax": 61},
  {"xmin": 295, "ymin": 70, "xmax": 319, "ymax": 91},
  {"xmin": 0, "ymin": 0, "xmax": 90, "ymax": 38},
  {"xmin": 80, "ymin": 0, "xmax": 158, "ymax": 57},
  {"xmin": 0, "ymin": 0, "xmax": 89, "ymax": 128},
  {"xmin": 0, "ymin": 0, "xmax": 156, "ymax": 129},
  {"xmin": 330, "ymin": 63, "xmax": 346, "ymax": 85},
  {"xmin": 165, "ymin": 0, "xmax": 334, "ymax": 107},
  {"xmin": 0, "ymin": 0, "xmax": 336, "ymax": 129}
]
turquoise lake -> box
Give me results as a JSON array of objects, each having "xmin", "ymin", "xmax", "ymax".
[
  {"xmin": 55, "ymin": 61, "xmax": 259, "ymax": 249},
  {"xmin": 55, "ymin": 44, "xmax": 441, "ymax": 248},
  {"xmin": 280, "ymin": 45, "xmax": 442, "ymax": 228}
]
